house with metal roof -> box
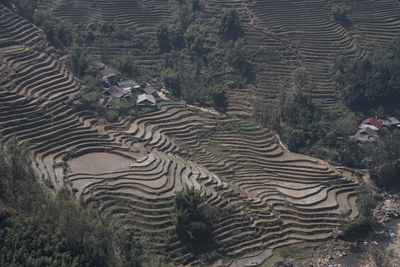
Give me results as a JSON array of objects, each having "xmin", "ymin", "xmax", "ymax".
[
  {"xmin": 117, "ymin": 80, "xmax": 140, "ymax": 90},
  {"xmin": 137, "ymin": 93, "xmax": 156, "ymax": 106},
  {"xmin": 361, "ymin": 118, "xmax": 384, "ymax": 130},
  {"xmin": 103, "ymin": 86, "xmax": 132, "ymax": 99}
]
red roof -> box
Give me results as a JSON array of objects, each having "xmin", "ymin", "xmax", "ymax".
[{"xmin": 361, "ymin": 118, "xmax": 384, "ymax": 129}]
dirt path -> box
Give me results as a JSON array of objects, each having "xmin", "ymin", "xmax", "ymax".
[
  {"xmin": 156, "ymin": 91, "xmax": 222, "ymax": 116},
  {"xmin": 275, "ymin": 133, "xmax": 288, "ymax": 151},
  {"xmin": 156, "ymin": 91, "xmax": 169, "ymax": 101}
]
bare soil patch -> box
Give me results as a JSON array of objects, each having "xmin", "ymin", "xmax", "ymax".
[{"xmin": 68, "ymin": 152, "xmax": 135, "ymax": 174}]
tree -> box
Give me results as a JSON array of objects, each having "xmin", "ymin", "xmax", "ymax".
[
  {"xmin": 218, "ymin": 9, "xmax": 241, "ymax": 40},
  {"xmin": 184, "ymin": 24, "xmax": 208, "ymax": 57},
  {"xmin": 114, "ymin": 228, "xmax": 153, "ymax": 267},
  {"xmin": 0, "ymin": 151, "xmax": 9, "ymax": 197},
  {"xmin": 3, "ymin": 138, "xmax": 32, "ymax": 201},
  {"xmin": 113, "ymin": 55, "xmax": 139, "ymax": 77},
  {"xmin": 68, "ymin": 46, "xmax": 89, "ymax": 77},
  {"xmin": 335, "ymin": 38, "xmax": 400, "ymax": 112},
  {"xmin": 368, "ymin": 130, "xmax": 400, "ymax": 187},
  {"xmin": 157, "ymin": 25, "xmax": 184, "ymax": 53},
  {"xmin": 331, "ymin": 3, "xmax": 351, "ymax": 26},
  {"xmin": 161, "ymin": 68, "xmax": 181, "ymax": 97},
  {"xmin": 105, "ymin": 110, "xmax": 119, "ymax": 122},
  {"xmin": 209, "ymin": 84, "xmax": 228, "ymax": 112},
  {"xmin": 172, "ymin": 186, "xmax": 214, "ymax": 253},
  {"xmin": 281, "ymin": 92, "xmax": 325, "ymax": 152},
  {"xmin": 292, "ymin": 68, "xmax": 308, "ymax": 90},
  {"xmin": 226, "ymin": 40, "xmax": 254, "ymax": 80}
]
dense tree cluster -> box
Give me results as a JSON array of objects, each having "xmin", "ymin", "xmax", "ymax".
[
  {"xmin": 225, "ymin": 40, "xmax": 254, "ymax": 81},
  {"xmin": 209, "ymin": 84, "xmax": 228, "ymax": 112},
  {"xmin": 368, "ymin": 130, "xmax": 400, "ymax": 187},
  {"xmin": 281, "ymin": 92, "xmax": 327, "ymax": 153},
  {"xmin": 335, "ymin": 39, "xmax": 400, "ymax": 112},
  {"xmin": 218, "ymin": 9, "xmax": 241, "ymax": 40},
  {"xmin": 156, "ymin": 2, "xmax": 253, "ymax": 110}
]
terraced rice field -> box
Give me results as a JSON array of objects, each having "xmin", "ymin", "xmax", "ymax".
[
  {"xmin": 0, "ymin": 5, "xmax": 358, "ymax": 264},
  {"xmin": 39, "ymin": 0, "xmax": 400, "ymax": 114},
  {"xmin": 1, "ymin": 1, "xmax": 390, "ymax": 265},
  {"xmin": 38, "ymin": 0, "xmax": 172, "ymax": 69}
]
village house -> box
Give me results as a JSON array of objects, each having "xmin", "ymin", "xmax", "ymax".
[
  {"xmin": 100, "ymin": 67, "xmax": 120, "ymax": 86},
  {"xmin": 117, "ymin": 80, "xmax": 140, "ymax": 90},
  {"xmin": 350, "ymin": 127, "xmax": 379, "ymax": 143},
  {"xmin": 380, "ymin": 117, "xmax": 400, "ymax": 129},
  {"xmin": 350, "ymin": 117, "xmax": 382, "ymax": 143},
  {"xmin": 350, "ymin": 116, "xmax": 400, "ymax": 143},
  {"xmin": 103, "ymin": 85, "xmax": 132, "ymax": 99},
  {"xmin": 142, "ymin": 84, "xmax": 156, "ymax": 95},
  {"xmin": 361, "ymin": 118, "xmax": 384, "ymax": 130},
  {"xmin": 137, "ymin": 94, "xmax": 156, "ymax": 106}
]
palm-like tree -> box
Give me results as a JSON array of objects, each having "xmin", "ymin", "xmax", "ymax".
[{"xmin": 172, "ymin": 186, "xmax": 214, "ymax": 252}]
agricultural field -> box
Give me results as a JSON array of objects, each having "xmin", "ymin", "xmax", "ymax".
[{"xmin": 1, "ymin": 0, "xmax": 400, "ymax": 266}]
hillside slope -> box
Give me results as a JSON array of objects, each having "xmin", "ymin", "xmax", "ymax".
[
  {"xmin": 37, "ymin": 0, "xmax": 400, "ymax": 115},
  {"xmin": 0, "ymin": 4, "xmax": 362, "ymax": 264}
]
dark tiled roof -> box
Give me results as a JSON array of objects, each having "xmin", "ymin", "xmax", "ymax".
[
  {"xmin": 117, "ymin": 80, "xmax": 139, "ymax": 88},
  {"xmin": 143, "ymin": 85, "xmax": 155, "ymax": 95},
  {"xmin": 104, "ymin": 86, "xmax": 126, "ymax": 98}
]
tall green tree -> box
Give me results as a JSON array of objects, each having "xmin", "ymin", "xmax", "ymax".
[
  {"xmin": 172, "ymin": 186, "xmax": 214, "ymax": 253},
  {"xmin": 368, "ymin": 130, "xmax": 400, "ymax": 187},
  {"xmin": 218, "ymin": 9, "xmax": 241, "ymax": 40}
]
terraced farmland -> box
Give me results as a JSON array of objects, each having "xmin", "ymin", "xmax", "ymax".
[
  {"xmin": 0, "ymin": 1, "xmax": 385, "ymax": 265},
  {"xmin": 37, "ymin": 0, "xmax": 400, "ymax": 115},
  {"xmin": 38, "ymin": 0, "xmax": 172, "ymax": 69}
]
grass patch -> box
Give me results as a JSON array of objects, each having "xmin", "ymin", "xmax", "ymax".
[
  {"xmin": 277, "ymin": 243, "xmax": 314, "ymax": 260},
  {"xmin": 261, "ymin": 242, "xmax": 321, "ymax": 266},
  {"xmin": 41, "ymin": 184, "xmax": 55, "ymax": 201},
  {"xmin": 207, "ymin": 143, "xmax": 224, "ymax": 157}
]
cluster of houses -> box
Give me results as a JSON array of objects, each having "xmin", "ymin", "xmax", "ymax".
[
  {"xmin": 100, "ymin": 67, "xmax": 157, "ymax": 107},
  {"xmin": 350, "ymin": 117, "xmax": 400, "ymax": 143}
]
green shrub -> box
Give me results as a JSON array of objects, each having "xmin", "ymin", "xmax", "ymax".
[
  {"xmin": 292, "ymin": 67, "xmax": 308, "ymax": 90},
  {"xmin": 105, "ymin": 110, "xmax": 119, "ymax": 122}
]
